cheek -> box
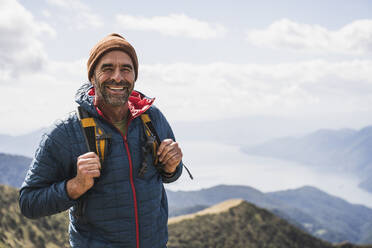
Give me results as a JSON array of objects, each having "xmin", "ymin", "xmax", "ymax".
[
  {"xmin": 95, "ymin": 71, "xmax": 108, "ymax": 82},
  {"xmin": 127, "ymin": 70, "xmax": 135, "ymax": 80}
]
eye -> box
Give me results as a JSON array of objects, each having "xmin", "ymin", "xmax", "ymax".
[{"xmin": 121, "ymin": 67, "xmax": 131, "ymax": 72}]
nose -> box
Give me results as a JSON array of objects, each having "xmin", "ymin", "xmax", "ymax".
[{"xmin": 111, "ymin": 67, "xmax": 123, "ymax": 83}]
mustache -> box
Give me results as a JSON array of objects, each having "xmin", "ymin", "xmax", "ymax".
[{"xmin": 103, "ymin": 80, "xmax": 131, "ymax": 88}]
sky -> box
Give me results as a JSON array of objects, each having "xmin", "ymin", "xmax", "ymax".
[{"xmin": 1, "ymin": 0, "xmax": 372, "ymax": 137}]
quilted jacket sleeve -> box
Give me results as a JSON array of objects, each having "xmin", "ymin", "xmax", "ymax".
[
  {"xmin": 19, "ymin": 119, "xmax": 77, "ymax": 219},
  {"xmin": 150, "ymin": 106, "xmax": 183, "ymax": 183}
]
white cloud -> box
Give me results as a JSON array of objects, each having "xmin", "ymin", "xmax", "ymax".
[
  {"xmin": 0, "ymin": 0, "xmax": 55, "ymax": 78},
  {"xmin": 1, "ymin": 58, "xmax": 372, "ymax": 134},
  {"xmin": 46, "ymin": 0, "xmax": 103, "ymax": 29},
  {"xmin": 246, "ymin": 19, "xmax": 372, "ymax": 55},
  {"xmin": 0, "ymin": 58, "xmax": 86, "ymax": 134},
  {"xmin": 136, "ymin": 60, "xmax": 372, "ymax": 122},
  {"xmin": 116, "ymin": 14, "xmax": 226, "ymax": 39}
]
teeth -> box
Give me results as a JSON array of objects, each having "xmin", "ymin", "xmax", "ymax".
[{"xmin": 108, "ymin": 86, "xmax": 125, "ymax": 90}]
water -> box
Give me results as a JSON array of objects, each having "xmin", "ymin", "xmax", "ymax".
[{"xmin": 165, "ymin": 141, "xmax": 372, "ymax": 208}]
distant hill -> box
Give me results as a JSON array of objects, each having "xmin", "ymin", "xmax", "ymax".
[
  {"xmin": 0, "ymin": 128, "xmax": 45, "ymax": 157},
  {"xmin": 167, "ymin": 185, "xmax": 372, "ymax": 244},
  {"xmin": 0, "ymin": 153, "xmax": 32, "ymax": 188},
  {"xmin": 1, "ymin": 184, "xmax": 372, "ymax": 247},
  {"xmin": 0, "ymin": 185, "xmax": 69, "ymax": 248},
  {"xmin": 268, "ymin": 186, "xmax": 372, "ymax": 244},
  {"xmin": 169, "ymin": 204, "xmax": 209, "ymax": 218},
  {"xmin": 168, "ymin": 199, "xmax": 372, "ymax": 248},
  {"xmin": 242, "ymin": 126, "xmax": 372, "ymax": 193}
]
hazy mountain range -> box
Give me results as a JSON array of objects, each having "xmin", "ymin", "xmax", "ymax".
[
  {"xmin": 242, "ymin": 126, "xmax": 372, "ymax": 193},
  {"xmin": 0, "ymin": 128, "xmax": 45, "ymax": 157},
  {"xmin": 0, "ymin": 153, "xmax": 31, "ymax": 188},
  {"xmin": 168, "ymin": 199, "xmax": 372, "ymax": 248},
  {"xmin": 1, "ymin": 184, "xmax": 371, "ymax": 248},
  {"xmin": 167, "ymin": 185, "xmax": 372, "ymax": 244}
]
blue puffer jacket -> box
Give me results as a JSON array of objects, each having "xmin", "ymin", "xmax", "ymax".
[{"xmin": 19, "ymin": 83, "xmax": 183, "ymax": 248}]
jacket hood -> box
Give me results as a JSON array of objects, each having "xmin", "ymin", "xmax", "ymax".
[{"xmin": 75, "ymin": 83, "xmax": 155, "ymax": 119}]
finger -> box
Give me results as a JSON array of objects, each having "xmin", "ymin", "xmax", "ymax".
[
  {"xmin": 159, "ymin": 142, "xmax": 181, "ymax": 161},
  {"xmin": 162, "ymin": 151, "xmax": 181, "ymax": 166},
  {"xmin": 159, "ymin": 144, "xmax": 173, "ymax": 162},
  {"xmin": 157, "ymin": 139, "xmax": 173, "ymax": 156},
  {"xmin": 160, "ymin": 149, "xmax": 177, "ymax": 164},
  {"xmin": 77, "ymin": 166, "xmax": 100, "ymax": 178},
  {"xmin": 159, "ymin": 142, "xmax": 179, "ymax": 161},
  {"xmin": 78, "ymin": 152, "xmax": 99, "ymax": 159},
  {"xmin": 83, "ymin": 169, "xmax": 100, "ymax": 178},
  {"xmin": 77, "ymin": 160, "xmax": 101, "ymax": 171},
  {"xmin": 78, "ymin": 163, "xmax": 101, "ymax": 171}
]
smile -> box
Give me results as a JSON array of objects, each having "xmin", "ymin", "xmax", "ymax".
[{"xmin": 106, "ymin": 86, "xmax": 127, "ymax": 92}]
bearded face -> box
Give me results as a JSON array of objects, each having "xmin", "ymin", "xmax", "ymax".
[
  {"xmin": 93, "ymin": 76, "xmax": 133, "ymax": 106},
  {"xmin": 92, "ymin": 50, "xmax": 136, "ymax": 107}
]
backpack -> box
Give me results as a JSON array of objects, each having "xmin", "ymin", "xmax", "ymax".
[{"xmin": 76, "ymin": 106, "xmax": 193, "ymax": 179}]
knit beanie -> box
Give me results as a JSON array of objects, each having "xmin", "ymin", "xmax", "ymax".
[{"xmin": 87, "ymin": 33, "xmax": 138, "ymax": 82}]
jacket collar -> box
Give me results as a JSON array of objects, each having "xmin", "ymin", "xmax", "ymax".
[{"xmin": 75, "ymin": 83, "xmax": 155, "ymax": 120}]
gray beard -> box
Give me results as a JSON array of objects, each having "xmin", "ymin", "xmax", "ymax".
[
  {"xmin": 94, "ymin": 79, "xmax": 132, "ymax": 107},
  {"xmin": 101, "ymin": 87, "xmax": 130, "ymax": 106}
]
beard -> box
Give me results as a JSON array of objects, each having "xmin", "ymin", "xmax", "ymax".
[{"xmin": 94, "ymin": 77, "xmax": 133, "ymax": 107}]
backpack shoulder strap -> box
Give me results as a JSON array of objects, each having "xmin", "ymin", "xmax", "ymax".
[
  {"xmin": 141, "ymin": 113, "xmax": 160, "ymax": 165},
  {"xmin": 140, "ymin": 112, "xmax": 194, "ymax": 180},
  {"xmin": 77, "ymin": 106, "xmax": 110, "ymax": 164}
]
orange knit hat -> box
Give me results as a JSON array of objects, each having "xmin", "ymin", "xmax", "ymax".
[{"xmin": 87, "ymin": 33, "xmax": 138, "ymax": 82}]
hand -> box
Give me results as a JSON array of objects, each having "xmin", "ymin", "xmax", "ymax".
[
  {"xmin": 157, "ymin": 139, "xmax": 182, "ymax": 174},
  {"xmin": 67, "ymin": 152, "xmax": 101, "ymax": 199}
]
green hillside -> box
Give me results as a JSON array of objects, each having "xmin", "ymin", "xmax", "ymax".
[
  {"xmin": 168, "ymin": 200, "xmax": 372, "ymax": 248},
  {"xmin": 0, "ymin": 185, "xmax": 69, "ymax": 248}
]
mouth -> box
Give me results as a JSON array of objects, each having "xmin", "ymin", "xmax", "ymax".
[{"xmin": 105, "ymin": 85, "xmax": 128, "ymax": 93}]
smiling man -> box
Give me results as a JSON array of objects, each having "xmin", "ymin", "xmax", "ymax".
[{"xmin": 19, "ymin": 33, "xmax": 183, "ymax": 248}]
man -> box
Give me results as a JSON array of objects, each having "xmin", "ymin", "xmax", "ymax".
[{"xmin": 19, "ymin": 33, "xmax": 183, "ymax": 248}]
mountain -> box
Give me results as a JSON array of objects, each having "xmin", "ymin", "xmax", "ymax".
[
  {"xmin": 268, "ymin": 186, "xmax": 372, "ymax": 244},
  {"xmin": 166, "ymin": 185, "xmax": 372, "ymax": 244},
  {"xmin": 0, "ymin": 153, "xmax": 32, "ymax": 188},
  {"xmin": 168, "ymin": 199, "xmax": 372, "ymax": 248},
  {"xmin": 0, "ymin": 128, "xmax": 45, "ymax": 157},
  {"xmin": 169, "ymin": 205, "xmax": 209, "ymax": 218},
  {"xmin": 1, "ymin": 184, "xmax": 372, "ymax": 247},
  {"xmin": 166, "ymin": 184, "xmax": 285, "ymax": 210},
  {"xmin": 242, "ymin": 126, "xmax": 372, "ymax": 193},
  {"xmin": 0, "ymin": 185, "xmax": 69, "ymax": 248}
]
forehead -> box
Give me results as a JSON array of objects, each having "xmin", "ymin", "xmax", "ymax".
[{"xmin": 97, "ymin": 50, "xmax": 133, "ymax": 66}]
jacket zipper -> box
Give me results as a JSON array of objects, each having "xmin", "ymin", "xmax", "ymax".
[
  {"xmin": 120, "ymin": 115, "xmax": 140, "ymax": 248},
  {"xmin": 122, "ymin": 132, "xmax": 140, "ymax": 248},
  {"xmin": 96, "ymin": 111, "xmax": 140, "ymax": 248}
]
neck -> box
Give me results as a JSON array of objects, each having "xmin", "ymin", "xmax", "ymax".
[{"xmin": 95, "ymin": 99, "xmax": 130, "ymax": 123}]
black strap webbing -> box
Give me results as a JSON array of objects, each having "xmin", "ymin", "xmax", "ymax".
[
  {"xmin": 77, "ymin": 106, "xmax": 110, "ymax": 163},
  {"xmin": 140, "ymin": 113, "xmax": 194, "ymax": 180}
]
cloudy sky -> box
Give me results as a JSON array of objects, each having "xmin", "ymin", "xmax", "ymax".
[{"xmin": 1, "ymin": 0, "xmax": 372, "ymax": 136}]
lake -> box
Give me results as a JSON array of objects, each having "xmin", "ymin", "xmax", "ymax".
[{"xmin": 165, "ymin": 141, "xmax": 372, "ymax": 208}]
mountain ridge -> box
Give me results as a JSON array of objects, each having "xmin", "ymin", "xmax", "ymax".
[
  {"xmin": 168, "ymin": 199, "xmax": 372, "ymax": 248},
  {"xmin": 242, "ymin": 125, "xmax": 372, "ymax": 193},
  {"xmin": 167, "ymin": 184, "xmax": 372, "ymax": 244}
]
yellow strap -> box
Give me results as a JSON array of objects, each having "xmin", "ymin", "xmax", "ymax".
[
  {"xmin": 81, "ymin": 118, "xmax": 96, "ymax": 128},
  {"xmin": 95, "ymin": 127, "xmax": 106, "ymax": 162},
  {"xmin": 141, "ymin": 114, "xmax": 151, "ymax": 123},
  {"xmin": 141, "ymin": 114, "xmax": 152, "ymax": 137},
  {"xmin": 141, "ymin": 114, "xmax": 159, "ymax": 164}
]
